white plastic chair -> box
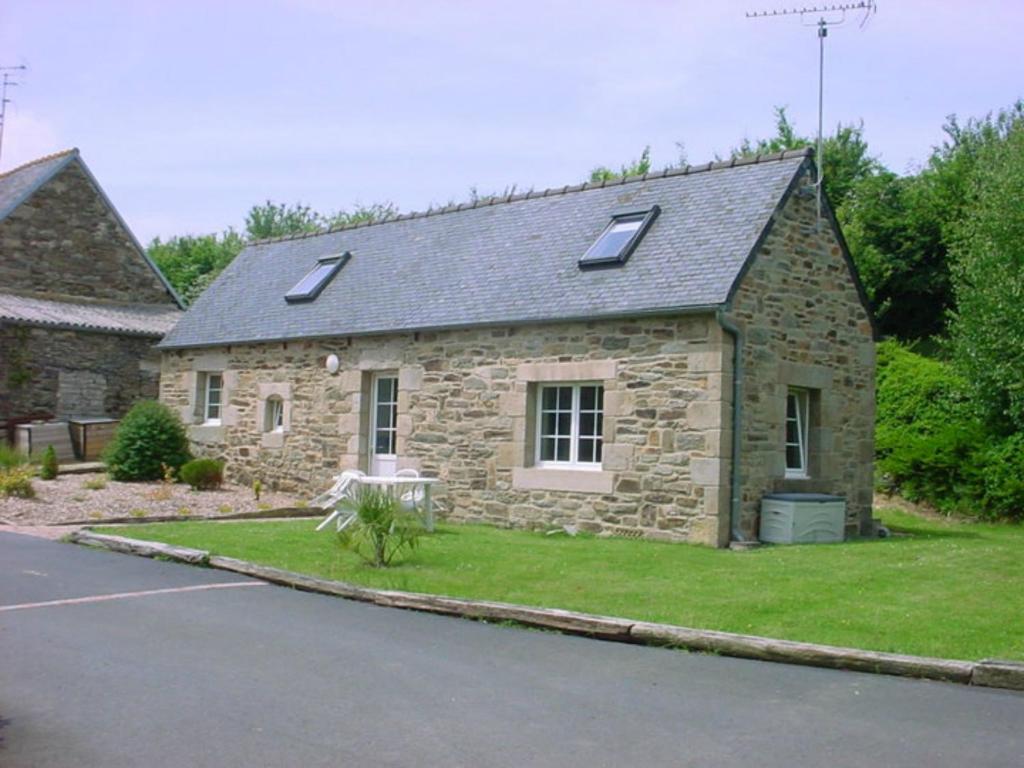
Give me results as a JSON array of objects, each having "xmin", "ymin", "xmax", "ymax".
[
  {"xmin": 395, "ymin": 468, "xmax": 423, "ymax": 511},
  {"xmin": 313, "ymin": 470, "xmax": 365, "ymax": 531}
]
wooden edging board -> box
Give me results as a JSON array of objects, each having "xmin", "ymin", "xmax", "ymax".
[{"xmin": 68, "ymin": 530, "xmax": 1023, "ymax": 692}]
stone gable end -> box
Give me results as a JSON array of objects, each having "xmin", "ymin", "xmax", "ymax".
[
  {"xmin": 0, "ymin": 160, "xmax": 173, "ymax": 305},
  {"xmin": 728, "ymin": 174, "xmax": 875, "ymax": 540}
]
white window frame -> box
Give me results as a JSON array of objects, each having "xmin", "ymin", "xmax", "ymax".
[
  {"xmin": 535, "ymin": 382, "xmax": 604, "ymax": 470},
  {"xmin": 784, "ymin": 387, "xmax": 810, "ymax": 479},
  {"xmin": 203, "ymin": 372, "xmax": 223, "ymax": 426},
  {"xmin": 264, "ymin": 396, "xmax": 284, "ymax": 433},
  {"xmin": 370, "ymin": 372, "xmax": 399, "ymax": 459}
]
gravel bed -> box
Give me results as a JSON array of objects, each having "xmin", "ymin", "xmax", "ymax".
[{"xmin": 0, "ymin": 472, "xmax": 305, "ymax": 526}]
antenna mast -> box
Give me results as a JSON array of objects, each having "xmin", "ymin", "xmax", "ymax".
[
  {"xmin": 746, "ymin": 2, "xmax": 876, "ymax": 225},
  {"xmin": 0, "ymin": 65, "xmax": 28, "ymax": 166}
]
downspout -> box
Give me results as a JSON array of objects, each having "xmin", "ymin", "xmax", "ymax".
[{"xmin": 716, "ymin": 309, "xmax": 750, "ymax": 544}]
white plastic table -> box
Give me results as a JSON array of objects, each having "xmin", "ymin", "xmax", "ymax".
[{"xmin": 358, "ymin": 476, "xmax": 441, "ymax": 532}]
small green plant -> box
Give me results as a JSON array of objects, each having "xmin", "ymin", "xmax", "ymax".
[
  {"xmin": 89, "ymin": 511, "xmax": 104, "ymax": 520},
  {"xmin": 253, "ymin": 478, "xmax": 262, "ymax": 501},
  {"xmin": 180, "ymin": 458, "xmax": 224, "ymax": 490},
  {"xmin": 71, "ymin": 494, "xmax": 88, "ymax": 502},
  {"xmin": 83, "ymin": 476, "xmax": 108, "ymax": 491},
  {"xmin": 336, "ymin": 486, "xmax": 423, "ymax": 568},
  {"xmin": 39, "ymin": 445, "xmax": 59, "ymax": 480},
  {"xmin": 218, "ymin": 503, "xmax": 233, "ymax": 514},
  {"xmin": 104, "ymin": 400, "xmax": 191, "ymax": 481},
  {"xmin": 257, "ymin": 502, "xmax": 272, "ymax": 511},
  {"xmin": 177, "ymin": 506, "xmax": 192, "ymax": 517},
  {"xmin": 0, "ymin": 465, "xmax": 35, "ymax": 498},
  {"xmin": 129, "ymin": 508, "xmax": 148, "ymax": 518},
  {"xmin": 0, "ymin": 444, "xmax": 29, "ymax": 469}
]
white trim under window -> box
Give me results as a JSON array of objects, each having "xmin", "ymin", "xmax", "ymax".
[
  {"xmin": 535, "ymin": 383, "xmax": 604, "ymax": 469},
  {"xmin": 203, "ymin": 372, "xmax": 223, "ymax": 425},
  {"xmin": 785, "ymin": 387, "xmax": 809, "ymax": 478}
]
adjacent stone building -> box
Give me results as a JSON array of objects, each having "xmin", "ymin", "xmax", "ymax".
[
  {"xmin": 0, "ymin": 149, "xmax": 183, "ymax": 429},
  {"xmin": 159, "ymin": 148, "xmax": 875, "ymax": 546}
]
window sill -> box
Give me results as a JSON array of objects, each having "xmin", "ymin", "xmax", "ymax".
[
  {"xmin": 261, "ymin": 430, "xmax": 287, "ymax": 449},
  {"xmin": 189, "ymin": 424, "xmax": 225, "ymax": 443},
  {"xmin": 512, "ymin": 467, "xmax": 614, "ymax": 494}
]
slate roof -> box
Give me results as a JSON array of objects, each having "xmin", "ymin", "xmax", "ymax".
[
  {"xmin": 0, "ymin": 149, "xmax": 78, "ymax": 222},
  {"xmin": 0, "ymin": 293, "xmax": 182, "ymax": 337},
  {"xmin": 160, "ymin": 149, "xmax": 812, "ymax": 350}
]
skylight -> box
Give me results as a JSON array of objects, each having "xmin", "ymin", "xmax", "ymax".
[
  {"xmin": 285, "ymin": 253, "xmax": 350, "ymax": 302},
  {"xmin": 579, "ymin": 206, "xmax": 660, "ymax": 268}
]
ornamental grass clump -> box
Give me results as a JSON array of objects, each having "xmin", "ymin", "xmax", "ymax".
[
  {"xmin": 180, "ymin": 458, "xmax": 225, "ymax": 491},
  {"xmin": 337, "ymin": 487, "xmax": 423, "ymax": 568},
  {"xmin": 0, "ymin": 465, "xmax": 35, "ymax": 498},
  {"xmin": 104, "ymin": 401, "xmax": 191, "ymax": 481}
]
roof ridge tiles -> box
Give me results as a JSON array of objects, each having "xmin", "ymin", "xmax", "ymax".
[
  {"xmin": 0, "ymin": 147, "xmax": 78, "ymax": 181},
  {"xmin": 247, "ymin": 147, "xmax": 812, "ymax": 247}
]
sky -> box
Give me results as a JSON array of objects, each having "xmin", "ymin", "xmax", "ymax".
[{"xmin": 2, "ymin": 1, "xmax": 1022, "ymax": 244}]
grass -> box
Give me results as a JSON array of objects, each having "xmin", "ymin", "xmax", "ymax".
[{"xmin": 101, "ymin": 507, "xmax": 1024, "ymax": 661}]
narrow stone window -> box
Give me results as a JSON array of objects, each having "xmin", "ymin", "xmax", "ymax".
[
  {"xmin": 536, "ymin": 383, "xmax": 604, "ymax": 467},
  {"xmin": 201, "ymin": 372, "xmax": 223, "ymax": 425},
  {"xmin": 264, "ymin": 395, "xmax": 284, "ymax": 433},
  {"xmin": 785, "ymin": 387, "xmax": 810, "ymax": 478}
]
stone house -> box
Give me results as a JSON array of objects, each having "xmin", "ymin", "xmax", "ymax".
[
  {"xmin": 159, "ymin": 148, "xmax": 875, "ymax": 547},
  {"xmin": 0, "ymin": 149, "xmax": 183, "ymax": 429}
]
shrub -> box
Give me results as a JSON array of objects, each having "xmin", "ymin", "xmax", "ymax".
[
  {"xmin": 104, "ymin": 401, "xmax": 191, "ymax": 481},
  {"xmin": 83, "ymin": 476, "xmax": 107, "ymax": 491},
  {"xmin": 980, "ymin": 434, "xmax": 1024, "ymax": 521},
  {"xmin": 337, "ymin": 486, "xmax": 423, "ymax": 567},
  {"xmin": 180, "ymin": 458, "xmax": 224, "ymax": 490},
  {"xmin": 0, "ymin": 466, "xmax": 35, "ymax": 498},
  {"xmin": 0, "ymin": 444, "xmax": 29, "ymax": 470},
  {"xmin": 39, "ymin": 445, "xmax": 58, "ymax": 480},
  {"xmin": 874, "ymin": 341, "xmax": 987, "ymax": 513}
]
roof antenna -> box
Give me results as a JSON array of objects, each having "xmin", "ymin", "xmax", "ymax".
[
  {"xmin": 746, "ymin": 2, "xmax": 876, "ymax": 227},
  {"xmin": 0, "ymin": 65, "xmax": 28, "ymax": 166}
]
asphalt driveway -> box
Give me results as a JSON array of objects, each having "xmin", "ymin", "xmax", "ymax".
[{"xmin": 1, "ymin": 531, "xmax": 1021, "ymax": 767}]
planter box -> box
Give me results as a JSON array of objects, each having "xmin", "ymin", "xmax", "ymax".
[
  {"xmin": 15, "ymin": 421, "xmax": 76, "ymax": 462},
  {"xmin": 69, "ymin": 417, "xmax": 119, "ymax": 461}
]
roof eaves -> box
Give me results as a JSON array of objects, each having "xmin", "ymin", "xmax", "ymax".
[{"xmin": 157, "ymin": 302, "xmax": 727, "ymax": 351}]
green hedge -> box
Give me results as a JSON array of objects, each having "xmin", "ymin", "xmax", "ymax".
[{"xmin": 875, "ymin": 341, "xmax": 1022, "ymax": 520}]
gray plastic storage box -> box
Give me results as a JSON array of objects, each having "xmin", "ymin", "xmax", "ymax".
[{"xmin": 759, "ymin": 493, "xmax": 846, "ymax": 544}]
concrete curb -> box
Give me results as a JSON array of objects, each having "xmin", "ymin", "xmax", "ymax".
[
  {"xmin": 58, "ymin": 507, "xmax": 320, "ymax": 527},
  {"xmin": 69, "ymin": 530, "xmax": 1024, "ymax": 692}
]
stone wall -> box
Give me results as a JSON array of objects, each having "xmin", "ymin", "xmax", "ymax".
[
  {"xmin": 0, "ymin": 159, "xmax": 174, "ymax": 305},
  {"xmin": 160, "ymin": 315, "xmax": 732, "ymax": 544},
  {"xmin": 0, "ymin": 324, "xmax": 162, "ymax": 421},
  {"xmin": 729, "ymin": 177, "xmax": 876, "ymax": 538}
]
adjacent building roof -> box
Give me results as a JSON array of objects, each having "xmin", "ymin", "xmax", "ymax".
[
  {"xmin": 0, "ymin": 148, "xmax": 184, "ymax": 309},
  {"xmin": 0, "ymin": 292, "xmax": 182, "ymax": 337},
  {"xmin": 161, "ymin": 149, "xmax": 814, "ymax": 350}
]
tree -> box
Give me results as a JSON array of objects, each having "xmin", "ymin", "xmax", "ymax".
[
  {"xmin": 730, "ymin": 107, "xmax": 881, "ymax": 210},
  {"xmin": 949, "ymin": 107, "xmax": 1024, "ymax": 432},
  {"xmin": 589, "ymin": 146, "xmax": 652, "ymax": 183},
  {"xmin": 149, "ymin": 230, "xmax": 245, "ymax": 304},
  {"xmin": 149, "ymin": 200, "xmax": 398, "ymax": 303}
]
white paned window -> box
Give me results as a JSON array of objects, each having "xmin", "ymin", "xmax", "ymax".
[
  {"xmin": 785, "ymin": 388, "xmax": 809, "ymax": 478},
  {"xmin": 204, "ymin": 373, "xmax": 223, "ymax": 425},
  {"xmin": 264, "ymin": 396, "xmax": 284, "ymax": 433},
  {"xmin": 536, "ymin": 383, "xmax": 604, "ymax": 468},
  {"xmin": 372, "ymin": 375, "xmax": 398, "ymax": 456}
]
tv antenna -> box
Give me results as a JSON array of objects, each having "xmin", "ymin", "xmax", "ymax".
[
  {"xmin": 0, "ymin": 65, "xmax": 28, "ymax": 166},
  {"xmin": 746, "ymin": 2, "xmax": 876, "ymax": 225}
]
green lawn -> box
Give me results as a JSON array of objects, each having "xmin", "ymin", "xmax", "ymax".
[{"xmin": 101, "ymin": 507, "xmax": 1024, "ymax": 661}]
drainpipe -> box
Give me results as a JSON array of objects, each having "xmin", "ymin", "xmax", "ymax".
[{"xmin": 716, "ymin": 309, "xmax": 750, "ymax": 544}]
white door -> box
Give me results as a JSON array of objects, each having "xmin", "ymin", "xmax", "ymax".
[{"xmin": 370, "ymin": 373, "xmax": 398, "ymax": 476}]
